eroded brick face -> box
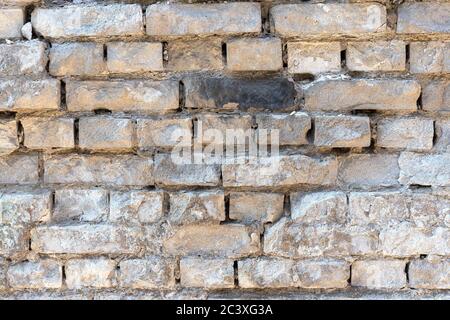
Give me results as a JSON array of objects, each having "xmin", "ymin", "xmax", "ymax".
[{"xmin": 0, "ymin": 0, "xmax": 449, "ymax": 300}]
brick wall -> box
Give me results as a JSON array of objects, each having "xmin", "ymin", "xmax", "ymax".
[{"xmin": 0, "ymin": 0, "xmax": 449, "ymax": 300}]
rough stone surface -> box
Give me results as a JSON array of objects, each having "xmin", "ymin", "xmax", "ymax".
[
  {"xmin": 399, "ymin": 152, "xmax": 450, "ymax": 187},
  {"xmin": 351, "ymin": 260, "xmax": 407, "ymax": 289},
  {"xmin": 137, "ymin": 117, "xmax": 192, "ymax": 149},
  {"xmin": 294, "ymin": 260, "xmax": 350, "ymax": 289},
  {"xmin": 107, "ymin": 42, "xmax": 163, "ymax": 73},
  {"xmin": 0, "ymin": 41, "xmax": 47, "ymax": 76},
  {"xmin": 0, "ymin": 120, "xmax": 18, "ymax": 155},
  {"xmin": 0, "ymin": 9, "xmax": 24, "ymax": 39},
  {"xmin": 66, "ymin": 259, "xmax": 116, "ymax": 289},
  {"xmin": 146, "ymin": 3, "xmax": 261, "ymax": 36},
  {"xmin": 255, "ymin": 113, "xmax": 311, "ymax": 146},
  {"xmin": 0, "ymin": 191, "xmax": 52, "ymax": 225},
  {"xmin": 347, "ymin": 41, "xmax": 406, "ymax": 71},
  {"xmin": 110, "ymin": 191, "xmax": 164, "ymax": 225},
  {"xmin": 79, "ymin": 117, "xmax": 133, "ymax": 151},
  {"xmin": 409, "ymin": 259, "xmax": 450, "ymax": 289},
  {"xmin": 376, "ymin": 118, "xmax": 434, "ymax": 151},
  {"xmin": 229, "ymin": 192, "xmax": 284, "ymax": 224},
  {"xmin": 410, "ymin": 42, "xmax": 450, "ymax": 74},
  {"xmin": 287, "ymin": 42, "xmax": 341, "ymax": 74},
  {"xmin": 0, "ymin": 226, "xmax": 28, "ymax": 257},
  {"xmin": 180, "ymin": 257, "xmax": 234, "ymax": 289},
  {"xmin": 119, "ymin": 257, "xmax": 175, "ymax": 289},
  {"xmin": 227, "ymin": 38, "xmax": 282, "ymax": 71},
  {"xmin": 422, "ymin": 80, "xmax": 449, "ymax": 112},
  {"xmin": 291, "ymin": 192, "xmax": 347, "ymax": 225},
  {"xmin": 238, "ymin": 257, "xmax": 296, "ymax": 288},
  {"xmin": 434, "ymin": 120, "xmax": 450, "ymax": 152},
  {"xmin": 22, "ymin": 117, "xmax": 75, "ymax": 149},
  {"xmin": 0, "ymin": 155, "xmax": 39, "ymax": 185},
  {"xmin": 167, "ymin": 40, "xmax": 223, "ymax": 71},
  {"xmin": 397, "ymin": 3, "xmax": 450, "ymax": 34},
  {"xmin": 7, "ymin": 260, "xmax": 62, "ymax": 289},
  {"xmin": 314, "ymin": 115, "xmax": 371, "ymax": 148}
]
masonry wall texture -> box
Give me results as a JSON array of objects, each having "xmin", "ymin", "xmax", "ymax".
[{"xmin": 0, "ymin": 0, "xmax": 449, "ymax": 300}]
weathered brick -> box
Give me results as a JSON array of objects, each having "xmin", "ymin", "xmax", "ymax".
[
  {"xmin": 314, "ymin": 115, "xmax": 370, "ymax": 148},
  {"xmin": 399, "ymin": 152, "xmax": 450, "ymax": 187},
  {"xmin": 164, "ymin": 224, "xmax": 259, "ymax": 258},
  {"xmin": 338, "ymin": 154, "xmax": 399, "ymax": 188},
  {"xmin": 305, "ymin": 80, "xmax": 420, "ymax": 112},
  {"xmin": 434, "ymin": 119, "xmax": 450, "ymax": 152},
  {"xmin": 380, "ymin": 222, "xmax": 449, "ymax": 256},
  {"xmin": 31, "ymin": 224, "xmax": 142, "ymax": 255},
  {"xmin": 137, "ymin": 118, "xmax": 192, "ymax": 149},
  {"xmin": 227, "ymin": 38, "xmax": 282, "ymax": 71},
  {"xmin": 0, "ymin": 9, "xmax": 23, "ymax": 39},
  {"xmin": 0, "ymin": 120, "xmax": 18, "ymax": 155},
  {"xmin": 409, "ymin": 259, "xmax": 450, "ymax": 289},
  {"xmin": 107, "ymin": 42, "xmax": 163, "ymax": 73},
  {"xmin": 264, "ymin": 218, "xmax": 378, "ymax": 258},
  {"xmin": 238, "ymin": 257, "xmax": 295, "ymax": 288},
  {"xmin": 0, "ymin": 79, "xmax": 60, "ymax": 112},
  {"xmin": 0, "ymin": 191, "xmax": 51, "ymax": 225},
  {"xmin": 53, "ymin": 189, "xmax": 108, "ymax": 223},
  {"xmin": 410, "ymin": 42, "xmax": 450, "ymax": 74},
  {"xmin": 169, "ymin": 191, "xmax": 225, "ymax": 225},
  {"xmin": 410, "ymin": 193, "xmax": 450, "ymax": 228},
  {"xmin": 66, "ymin": 80, "xmax": 178, "ymax": 114},
  {"xmin": 294, "ymin": 260, "xmax": 350, "ymax": 289},
  {"xmin": 184, "ymin": 77, "xmax": 297, "ymax": 112},
  {"xmin": 0, "ymin": 226, "xmax": 28, "ymax": 257},
  {"xmin": 376, "ymin": 118, "xmax": 434, "ymax": 151},
  {"xmin": 154, "ymin": 154, "xmax": 221, "ymax": 188},
  {"xmin": 291, "ymin": 192, "xmax": 347, "ymax": 225},
  {"xmin": 229, "ymin": 192, "xmax": 284, "ymax": 224},
  {"xmin": 0, "ymin": 0, "xmax": 40, "ymax": 5},
  {"xmin": 0, "ymin": 40, "xmax": 47, "ymax": 76},
  {"xmin": 180, "ymin": 257, "xmax": 234, "ymax": 289},
  {"xmin": 79, "ymin": 117, "xmax": 133, "ymax": 151},
  {"xmin": 255, "ymin": 113, "xmax": 311, "ymax": 146},
  {"xmin": 44, "ymin": 154, "xmax": 153, "ymax": 186},
  {"xmin": 7, "ymin": 260, "xmax": 62, "ymax": 289},
  {"xmin": 351, "ymin": 260, "xmax": 406, "ymax": 289},
  {"xmin": 349, "ymin": 192, "xmax": 409, "ymax": 226},
  {"xmin": 397, "ymin": 3, "xmax": 450, "ymax": 34},
  {"xmin": 422, "ymin": 80, "xmax": 449, "ymax": 112},
  {"xmin": 271, "ymin": 3, "xmax": 386, "ymax": 36},
  {"xmin": 119, "ymin": 257, "xmax": 175, "ymax": 289},
  {"xmin": 49, "ymin": 43, "xmax": 106, "ymax": 76},
  {"xmin": 0, "ymin": 258, "xmax": 5, "ymax": 290},
  {"xmin": 167, "ymin": 40, "xmax": 223, "ymax": 71},
  {"xmin": 65, "ymin": 259, "xmax": 116, "ymax": 289},
  {"xmin": 287, "ymin": 42, "xmax": 341, "ymax": 74},
  {"xmin": 32, "ymin": 4, "xmax": 144, "ymax": 38},
  {"xmin": 22, "ymin": 117, "xmax": 74, "ymax": 150},
  {"xmin": 0, "ymin": 155, "xmax": 39, "ymax": 185},
  {"xmin": 347, "ymin": 41, "xmax": 406, "ymax": 72},
  {"xmin": 223, "ymin": 155, "xmax": 337, "ymax": 188},
  {"xmin": 146, "ymin": 3, "xmax": 261, "ymax": 36},
  {"xmin": 110, "ymin": 191, "xmax": 164, "ymax": 225}
]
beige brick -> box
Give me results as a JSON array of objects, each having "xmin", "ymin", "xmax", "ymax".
[
  {"xmin": 288, "ymin": 42, "xmax": 341, "ymax": 74},
  {"xmin": 397, "ymin": 3, "xmax": 450, "ymax": 34},
  {"xmin": 44, "ymin": 154, "xmax": 153, "ymax": 186},
  {"xmin": 7, "ymin": 260, "xmax": 62, "ymax": 289},
  {"xmin": 31, "ymin": 224, "xmax": 142, "ymax": 255},
  {"xmin": 314, "ymin": 115, "xmax": 371, "ymax": 148},
  {"xmin": 347, "ymin": 41, "xmax": 406, "ymax": 71},
  {"xmin": 255, "ymin": 113, "xmax": 311, "ymax": 146},
  {"xmin": 409, "ymin": 259, "xmax": 450, "ymax": 289},
  {"xmin": 410, "ymin": 42, "xmax": 450, "ymax": 74},
  {"xmin": 53, "ymin": 189, "xmax": 108, "ymax": 223},
  {"xmin": 0, "ymin": 258, "xmax": 5, "ymax": 290},
  {"xmin": 271, "ymin": 4, "xmax": 386, "ymax": 36},
  {"xmin": 66, "ymin": 80, "xmax": 178, "ymax": 114},
  {"xmin": 338, "ymin": 154, "xmax": 399, "ymax": 188},
  {"xmin": 422, "ymin": 80, "xmax": 449, "ymax": 112},
  {"xmin": 79, "ymin": 117, "xmax": 133, "ymax": 151},
  {"xmin": 0, "ymin": 120, "xmax": 18, "ymax": 155},
  {"xmin": 0, "ymin": 79, "xmax": 60, "ymax": 112},
  {"xmin": 22, "ymin": 118, "xmax": 74, "ymax": 150},
  {"xmin": 229, "ymin": 192, "xmax": 284, "ymax": 224},
  {"xmin": 0, "ymin": 40, "xmax": 47, "ymax": 76},
  {"xmin": 0, "ymin": 226, "xmax": 28, "ymax": 257},
  {"xmin": 239, "ymin": 257, "xmax": 295, "ymax": 288},
  {"xmin": 146, "ymin": 3, "xmax": 261, "ymax": 36},
  {"xmin": 32, "ymin": 4, "xmax": 144, "ymax": 38},
  {"xmin": 223, "ymin": 155, "xmax": 337, "ymax": 188},
  {"xmin": 352, "ymin": 260, "xmax": 406, "ymax": 289},
  {"xmin": 49, "ymin": 43, "xmax": 106, "ymax": 77},
  {"xmin": 137, "ymin": 118, "xmax": 192, "ymax": 149},
  {"xmin": 164, "ymin": 224, "xmax": 259, "ymax": 258},
  {"xmin": 119, "ymin": 257, "xmax": 175, "ymax": 289},
  {"xmin": 376, "ymin": 118, "xmax": 434, "ymax": 151},
  {"xmin": 0, "ymin": 0, "xmax": 40, "ymax": 5},
  {"xmin": 167, "ymin": 40, "xmax": 223, "ymax": 71},
  {"xmin": 399, "ymin": 152, "xmax": 450, "ymax": 187},
  {"xmin": 305, "ymin": 80, "xmax": 420, "ymax": 112},
  {"xmin": 291, "ymin": 192, "xmax": 347, "ymax": 225},
  {"xmin": 294, "ymin": 260, "xmax": 350, "ymax": 289},
  {"xmin": 227, "ymin": 38, "xmax": 282, "ymax": 71},
  {"xmin": 180, "ymin": 257, "xmax": 234, "ymax": 289},
  {"xmin": 66, "ymin": 259, "xmax": 116, "ymax": 289},
  {"xmin": 0, "ymin": 155, "xmax": 39, "ymax": 185},
  {"xmin": 410, "ymin": 193, "xmax": 450, "ymax": 228},
  {"xmin": 434, "ymin": 119, "xmax": 450, "ymax": 152},
  {"xmin": 168, "ymin": 191, "xmax": 225, "ymax": 225},
  {"xmin": 0, "ymin": 9, "xmax": 23, "ymax": 39},
  {"xmin": 107, "ymin": 42, "xmax": 163, "ymax": 73},
  {"xmin": 110, "ymin": 191, "xmax": 164, "ymax": 225},
  {"xmin": 0, "ymin": 191, "xmax": 52, "ymax": 225}
]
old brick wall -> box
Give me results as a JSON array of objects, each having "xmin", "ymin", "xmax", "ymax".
[{"xmin": 0, "ymin": 0, "xmax": 449, "ymax": 300}]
